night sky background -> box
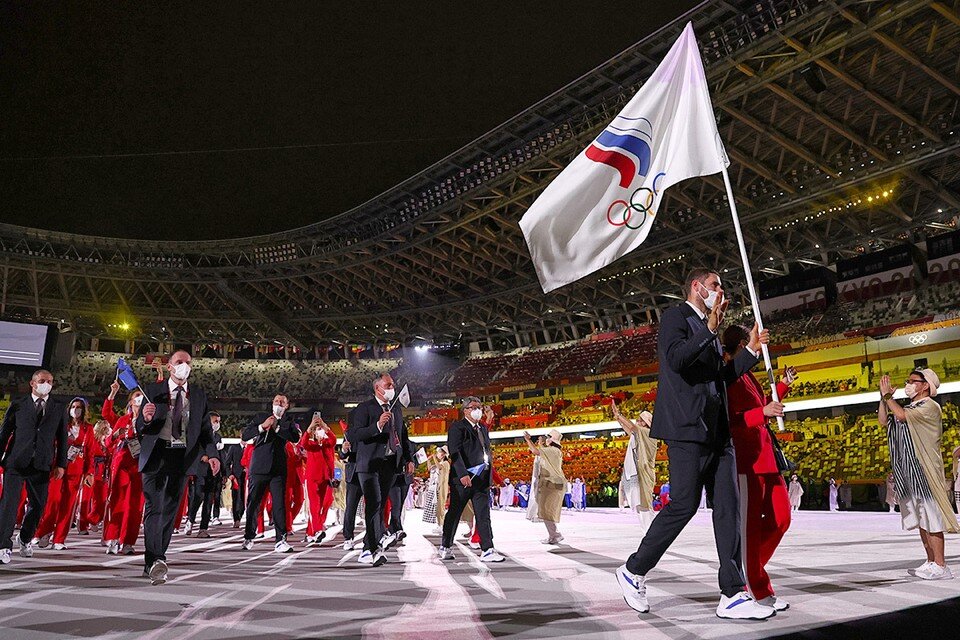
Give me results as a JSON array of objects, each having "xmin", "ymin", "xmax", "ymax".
[{"xmin": 1, "ymin": 2, "xmax": 700, "ymax": 241}]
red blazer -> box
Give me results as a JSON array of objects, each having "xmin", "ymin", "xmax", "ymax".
[
  {"xmin": 299, "ymin": 429, "xmax": 335, "ymax": 482},
  {"xmin": 727, "ymin": 372, "xmax": 789, "ymax": 475},
  {"xmin": 64, "ymin": 421, "xmax": 95, "ymax": 478}
]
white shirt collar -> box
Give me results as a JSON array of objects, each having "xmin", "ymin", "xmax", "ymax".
[
  {"xmin": 685, "ymin": 300, "xmax": 707, "ymax": 321},
  {"xmin": 31, "ymin": 392, "xmax": 46, "ymax": 404},
  {"xmin": 168, "ymin": 378, "xmax": 188, "ymax": 394}
]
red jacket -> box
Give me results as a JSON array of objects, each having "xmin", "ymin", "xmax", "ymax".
[
  {"xmin": 102, "ymin": 399, "xmax": 138, "ymax": 475},
  {"xmin": 64, "ymin": 421, "xmax": 95, "ymax": 478},
  {"xmin": 299, "ymin": 429, "xmax": 335, "ymax": 482},
  {"xmin": 727, "ymin": 372, "xmax": 789, "ymax": 475}
]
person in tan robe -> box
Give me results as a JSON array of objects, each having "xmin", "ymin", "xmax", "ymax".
[
  {"xmin": 879, "ymin": 368, "xmax": 959, "ymax": 580},
  {"xmin": 612, "ymin": 401, "xmax": 657, "ymax": 533},
  {"xmin": 524, "ymin": 428, "xmax": 566, "ymax": 544}
]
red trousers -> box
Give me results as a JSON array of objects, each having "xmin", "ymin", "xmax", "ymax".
[
  {"xmin": 287, "ymin": 478, "xmax": 304, "ymax": 532},
  {"xmin": 739, "ymin": 472, "xmax": 791, "ymax": 600},
  {"xmin": 305, "ymin": 479, "xmax": 332, "ymax": 535},
  {"xmin": 104, "ymin": 466, "xmax": 145, "ymax": 546},
  {"xmin": 79, "ymin": 479, "xmax": 109, "ymax": 531},
  {"xmin": 36, "ymin": 475, "xmax": 83, "ymax": 544},
  {"xmin": 175, "ymin": 478, "xmax": 192, "ymax": 526}
]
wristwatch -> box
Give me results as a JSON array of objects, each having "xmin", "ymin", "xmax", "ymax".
[{"xmin": 881, "ymin": 392, "xmax": 894, "ymax": 401}]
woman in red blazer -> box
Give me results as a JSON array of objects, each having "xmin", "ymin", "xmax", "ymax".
[
  {"xmin": 722, "ymin": 325, "xmax": 796, "ymax": 611},
  {"xmin": 300, "ymin": 416, "xmax": 336, "ymax": 543}
]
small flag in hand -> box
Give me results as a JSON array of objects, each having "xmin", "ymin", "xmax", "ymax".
[
  {"xmin": 467, "ymin": 462, "xmax": 488, "ymax": 477},
  {"xmin": 116, "ymin": 357, "xmax": 141, "ymax": 392},
  {"xmin": 397, "ymin": 384, "xmax": 411, "ymax": 408},
  {"xmin": 415, "ymin": 447, "xmax": 428, "ymax": 464}
]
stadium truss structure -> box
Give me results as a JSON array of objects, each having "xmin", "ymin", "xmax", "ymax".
[{"xmin": 1, "ymin": 0, "xmax": 958, "ymax": 352}]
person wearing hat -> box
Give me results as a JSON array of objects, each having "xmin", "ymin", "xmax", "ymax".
[
  {"xmin": 523, "ymin": 429, "xmax": 567, "ymax": 544},
  {"xmin": 612, "ymin": 402, "xmax": 657, "ymax": 533},
  {"xmin": 433, "ymin": 445, "xmax": 450, "ymax": 535},
  {"xmin": 879, "ymin": 367, "xmax": 959, "ymax": 580}
]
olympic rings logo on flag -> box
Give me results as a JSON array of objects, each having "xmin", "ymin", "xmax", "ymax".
[{"xmin": 606, "ymin": 172, "xmax": 666, "ymax": 229}]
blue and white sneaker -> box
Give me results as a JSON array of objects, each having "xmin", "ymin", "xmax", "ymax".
[
  {"xmin": 480, "ymin": 548, "xmax": 505, "ymax": 563},
  {"xmin": 438, "ymin": 546, "xmax": 456, "ymax": 561},
  {"xmin": 616, "ymin": 564, "xmax": 649, "ymax": 613},
  {"xmin": 357, "ymin": 550, "xmax": 374, "ymax": 565},
  {"xmin": 716, "ymin": 591, "xmax": 775, "ymax": 619}
]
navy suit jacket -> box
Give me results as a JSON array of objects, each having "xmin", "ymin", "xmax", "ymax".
[
  {"xmin": 241, "ymin": 413, "xmax": 299, "ymax": 476},
  {"xmin": 135, "ymin": 381, "xmax": 217, "ymax": 473},
  {"xmin": 649, "ymin": 302, "xmax": 759, "ymax": 444},
  {"xmin": 446, "ymin": 418, "xmax": 492, "ymax": 489},
  {"xmin": 348, "ymin": 398, "xmax": 411, "ymax": 474},
  {"xmin": 0, "ymin": 395, "xmax": 68, "ymax": 471}
]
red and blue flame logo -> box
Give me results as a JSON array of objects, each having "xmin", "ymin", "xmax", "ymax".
[{"xmin": 586, "ymin": 116, "xmax": 653, "ymax": 188}]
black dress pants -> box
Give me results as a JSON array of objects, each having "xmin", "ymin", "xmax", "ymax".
[
  {"xmin": 0, "ymin": 466, "xmax": 50, "ymax": 550},
  {"xmin": 141, "ymin": 446, "xmax": 188, "ymax": 570},
  {"xmin": 342, "ymin": 479, "xmax": 362, "ymax": 540},
  {"xmin": 441, "ymin": 472, "xmax": 494, "ymax": 551},
  {"xmin": 244, "ymin": 473, "xmax": 287, "ymax": 542},
  {"xmin": 356, "ymin": 460, "xmax": 395, "ymax": 552}
]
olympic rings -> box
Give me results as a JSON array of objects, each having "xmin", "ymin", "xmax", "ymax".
[
  {"xmin": 604, "ymin": 172, "xmax": 668, "ymax": 230},
  {"xmin": 606, "ymin": 200, "xmax": 631, "ymax": 226}
]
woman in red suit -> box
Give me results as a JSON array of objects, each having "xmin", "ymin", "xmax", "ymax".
[
  {"xmin": 78, "ymin": 420, "xmax": 112, "ymax": 535},
  {"xmin": 102, "ymin": 381, "xmax": 146, "ymax": 555},
  {"xmin": 300, "ymin": 416, "xmax": 336, "ymax": 543},
  {"xmin": 285, "ymin": 440, "xmax": 305, "ymax": 533},
  {"xmin": 34, "ymin": 397, "xmax": 96, "ymax": 549},
  {"xmin": 722, "ymin": 325, "xmax": 796, "ymax": 611}
]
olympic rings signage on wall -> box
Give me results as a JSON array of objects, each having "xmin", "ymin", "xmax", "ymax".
[{"xmin": 908, "ymin": 333, "xmax": 928, "ymax": 345}]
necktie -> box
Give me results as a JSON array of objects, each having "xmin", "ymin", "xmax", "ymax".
[
  {"xmin": 35, "ymin": 398, "xmax": 44, "ymax": 425},
  {"xmin": 382, "ymin": 404, "xmax": 399, "ymax": 452},
  {"xmin": 171, "ymin": 386, "xmax": 184, "ymax": 439}
]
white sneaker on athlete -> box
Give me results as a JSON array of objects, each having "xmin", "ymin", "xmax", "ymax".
[
  {"xmin": 909, "ymin": 561, "xmax": 933, "ymax": 576},
  {"xmin": 716, "ymin": 591, "xmax": 775, "ymax": 620},
  {"xmin": 19, "ymin": 540, "xmax": 34, "ymax": 558},
  {"xmin": 275, "ymin": 540, "xmax": 294, "ymax": 554},
  {"xmin": 106, "ymin": 540, "xmax": 119, "ymax": 555},
  {"xmin": 0, "ymin": 549, "xmax": 10, "ymax": 564},
  {"xmin": 372, "ymin": 549, "xmax": 387, "ymax": 567},
  {"xmin": 148, "ymin": 560, "xmax": 168, "ymax": 586},
  {"xmin": 342, "ymin": 538, "xmax": 357, "ymax": 551},
  {"xmin": 380, "ymin": 532, "xmax": 398, "ymax": 550},
  {"xmin": 241, "ymin": 539, "xmax": 254, "ymax": 551},
  {"xmin": 916, "ymin": 563, "xmax": 954, "ymax": 580},
  {"xmin": 438, "ymin": 546, "xmax": 456, "ymax": 561},
  {"xmin": 53, "ymin": 543, "xmax": 67, "ymax": 551},
  {"xmin": 121, "ymin": 544, "xmax": 135, "ymax": 555},
  {"xmin": 616, "ymin": 565, "xmax": 649, "ymax": 613},
  {"xmin": 480, "ymin": 549, "xmax": 505, "ymax": 563},
  {"xmin": 183, "ymin": 522, "xmax": 193, "ymax": 537},
  {"xmin": 357, "ymin": 550, "xmax": 374, "ymax": 564},
  {"xmin": 757, "ymin": 595, "xmax": 789, "ymax": 611}
]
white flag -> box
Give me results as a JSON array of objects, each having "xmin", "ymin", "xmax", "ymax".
[
  {"xmin": 519, "ymin": 22, "xmax": 728, "ymax": 293},
  {"xmin": 396, "ymin": 383, "xmax": 411, "ymax": 408},
  {"xmin": 415, "ymin": 447, "xmax": 428, "ymax": 464}
]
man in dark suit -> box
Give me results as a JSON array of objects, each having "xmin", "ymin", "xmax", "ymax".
[
  {"xmin": 186, "ymin": 412, "xmax": 223, "ymax": 538},
  {"xmin": 137, "ymin": 350, "xmax": 220, "ymax": 585},
  {"xmin": 226, "ymin": 442, "xmax": 247, "ymax": 528},
  {"xmin": 616, "ymin": 268, "xmax": 772, "ymax": 620},
  {"xmin": 241, "ymin": 394, "xmax": 299, "ymax": 553},
  {"xmin": 348, "ymin": 373, "xmax": 413, "ymax": 567},
  {"xmin": 339, "ymin": 427, "xmax": 363, "ymax": 551},
  {"xmin": 0, "ymin": 370, "xmax": 67, "ymax": 564},
  {"xmin": 385, "ymin": 432, "xmax": 418, "ymax": 547},
  {"xmin": 439, "ymin": 396, "xmax": 504, "ymax": 563}
]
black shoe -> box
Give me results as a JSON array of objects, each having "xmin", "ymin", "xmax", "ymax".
[{"xmin": 372, "ymin": 548, "xmax": 387, "ymax": 567}]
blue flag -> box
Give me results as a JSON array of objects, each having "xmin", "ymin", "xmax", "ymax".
[
  {"xmin": 116, "ymin": 357, "xmax": 140, "ymax": 391},
  {"xmin": 467, "ymin": 463, "xmax": 487, "ymax": 477}
]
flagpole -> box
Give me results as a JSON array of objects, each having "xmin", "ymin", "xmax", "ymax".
[{"xmin": 720, "ymin": 165, "xmax": 786, "ymax": 431}]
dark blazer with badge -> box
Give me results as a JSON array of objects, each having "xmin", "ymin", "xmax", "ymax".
[
  {"xmin": 348, "ymin": 398, "xmax": 411, "ymax": 474},
  {"xmin": 0, "ymin": 395, "xmax": 68, "ymax": 471},
  {"xmin": 241, "ymin": 413, "xmax": 300, "ymax": 476},
  {"xmin": 649, "ymin": 302, "xmax": 759, "ymax": 445},
  {"xmin": 445, "ymin": 418, "xmax": 492, "ymax": 490},
  {"xmin": 135, "ymin": 381, "xmax": 217, "ymax": 472}
]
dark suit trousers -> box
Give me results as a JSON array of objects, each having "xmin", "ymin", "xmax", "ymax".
[
  {"xmin": 231, "ymin": 472, "xmax": 246, "ymax": 523},
  {"xmin": 342, "ymin": 478, "xmax": 362, "ymax": 540},
  {"xmin": 0, "ymin": 466, "xmax": 50, "ymax": 550},
  {"xmin": 626, "ymin": 440, "xmax": 745, "ymax": 596},
  {"xmin": 357, "ymin": 461, "xmax": 395, "ymax": 552},
  {"xmin": 441, "ymin": 475, "xmax": 494, "ymax": 551},
  {"xmin": 388, "ymin": 478, "xmax": 410, "ymax": 534},
  {"xmin": 188, "ymin": 475, "xmax": 217, "ymax": 530},
  {"xmin": 141, "ymin": 446, "xmax": 188, "ymax": 570},
  {"xmin": 245, "ymin": 473, "xmax": 287, "ymax": 542}
]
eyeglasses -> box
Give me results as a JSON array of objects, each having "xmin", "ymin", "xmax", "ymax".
[{"xmin": 905, "ymin": 378, "xmax": 925, "ymax": 385}]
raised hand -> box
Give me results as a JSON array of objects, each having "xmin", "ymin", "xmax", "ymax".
[{"xmin": 706, "ymin": 293, "xmax": 728, "ymax": 333}]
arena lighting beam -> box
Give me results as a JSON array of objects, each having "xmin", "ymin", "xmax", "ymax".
[{"xmin": 216, "ymin": 382, "xmax": 960, "ymax": 446}]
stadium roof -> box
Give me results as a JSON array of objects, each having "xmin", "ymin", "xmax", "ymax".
[{"xmin": 0, "ymin": 0, "xmax": 958, "ymax": 350}]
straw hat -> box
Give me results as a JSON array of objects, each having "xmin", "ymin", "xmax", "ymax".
[
  {"xmin": 638, "ymin": 410, "xmax": 653, "ymax": 427},
  {"xmin": 547, "ymin": 428, "xmax": 563, "ymax": 444},
  {"xmin": 919, "ymin": 368, "xmax": 941, "ymax": 397}
]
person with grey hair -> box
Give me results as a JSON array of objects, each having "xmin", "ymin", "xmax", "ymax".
[
  {"xmin": 439, "ymin": 397, "xmax": 504, "ymax": 562},
  {"xmin": 0, "ymin": 370, "xmax": 67, "ymax": 565}
]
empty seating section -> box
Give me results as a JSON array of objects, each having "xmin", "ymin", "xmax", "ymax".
[{"xmin": 495, "ymin": 345, "xmax": 571, "ymax": 388}]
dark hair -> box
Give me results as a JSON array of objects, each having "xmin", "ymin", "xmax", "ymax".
[
  {"xmin": 685, "ymin": 267, "xmax": 716, "ymax": 296},
  {"xmin": 208, "ymin": 411, "xmax": 220, "ymax": 418},
  {"xmin": 721, "ymin": 324, "xmax": 749, "ymax": 355}
]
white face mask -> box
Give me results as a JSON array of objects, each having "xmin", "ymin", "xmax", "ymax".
[
  {"xmin": 382, "ymin": 387, "xmax": 395, "ymax": 402},
  {"xmin": 212, "ymin": 421, "xmax": 221, "ymax": 431},
  {"xmin": 132, "ymin": 395, "xmax": 145, "ymax": 407},
  {"xmin": 216, "ymin": 441, "xmax": 224, "ymax": 450},
  {"xmin": 272, "ymin": 404, "xmax": 285, "ymax": 419},
  {"xmin": 173, "ymin": 362, "xmax": 191, "ymax": 380},
  {"xmin": 469, "ymin": 408, "xmax": 483, "ymax": 422},
  {"xmin": 904, "ymin": 383, "xmax": 920, "ymax": 399},
  {"xmin": 71, "ymin": 407, "xmax": 83, "ymax": 418},
  {"xmin": 34, "ymin": 382, "xmax": 52, "ymax": 397},
  {"xmin": 697, "ymin": 282, "xmax": 719, "ymax": 310}
]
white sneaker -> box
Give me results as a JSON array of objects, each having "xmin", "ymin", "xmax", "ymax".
[
  {"xmin": 716, "ymin": 592, "xmax": 775, "ymax": 620},
  {"xmin": 916, "ymin": 563, "xmax": 954, "ymax": 580},
  {"xmin": 121, "ymin": 544, "xmax": 135, "ymax": 555},
  {"xmin": 757, "ymin": 595, "xmax": 789, "ymax": 611},
  {"xmin": 438, "ymin": 546, "xmax": 456, "ymax": 561},
  {"xmin": 480, "ymin": 549, "xmax": 505, "ymax": 563},
  {"xmin": 909, "ymin": 561, "xmax": 934, "ymax": 576},
  {"xmin": 0, "ymin": 549, "xmax": 10, "ymax": 564},
  {"xmin": 304, "ymin": 534, "xmax": 318, "ymax": 544},
  {"xmin": 357, "ymin": 550, "xmax": 374, "ymax": 565},
  {"xmin": 616, "ymin": 565, "xmax": 649, "ymax": 613},
  {"xmin": 342, "ymin": 538, "xmax": 357, "ymax": 551},
  {"xmin": 469, "ymin": 540, "xmax": 481, "ymax": 549},
  {"xmin": 148, "ymin": 560, "xmax": 168, "ymax": 586},
  {"xmin": 106, "ymin": 540, "xmax": 119, "ymax": 555},
  {"xmin": 241, "ymin": 539, "xmax": 254, "ymax": 551},
  {"xmin": 372, "ymin": 549, "xmax": 387, "ymax": 567},
  {"xmin": 275, "ymin": 540, "xmax": 294, "ymax": 554},
  {"xmin": 183, "ymin": 522, "xmax": 194, "ymax": 537},
  {"xmin": 53, "ymin": 543, "xmax": 67, "ymax": 551},
  {"xmin": 380, "ymin": 532, "xmax": 398, "ymax": 550},
  {"xmin": 212, "ymin": 517, "xmax": 222, "ymax": 526},
  {"xmin": 19, "ymin": 540, "xmax": 34, "ymax": 558}
]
